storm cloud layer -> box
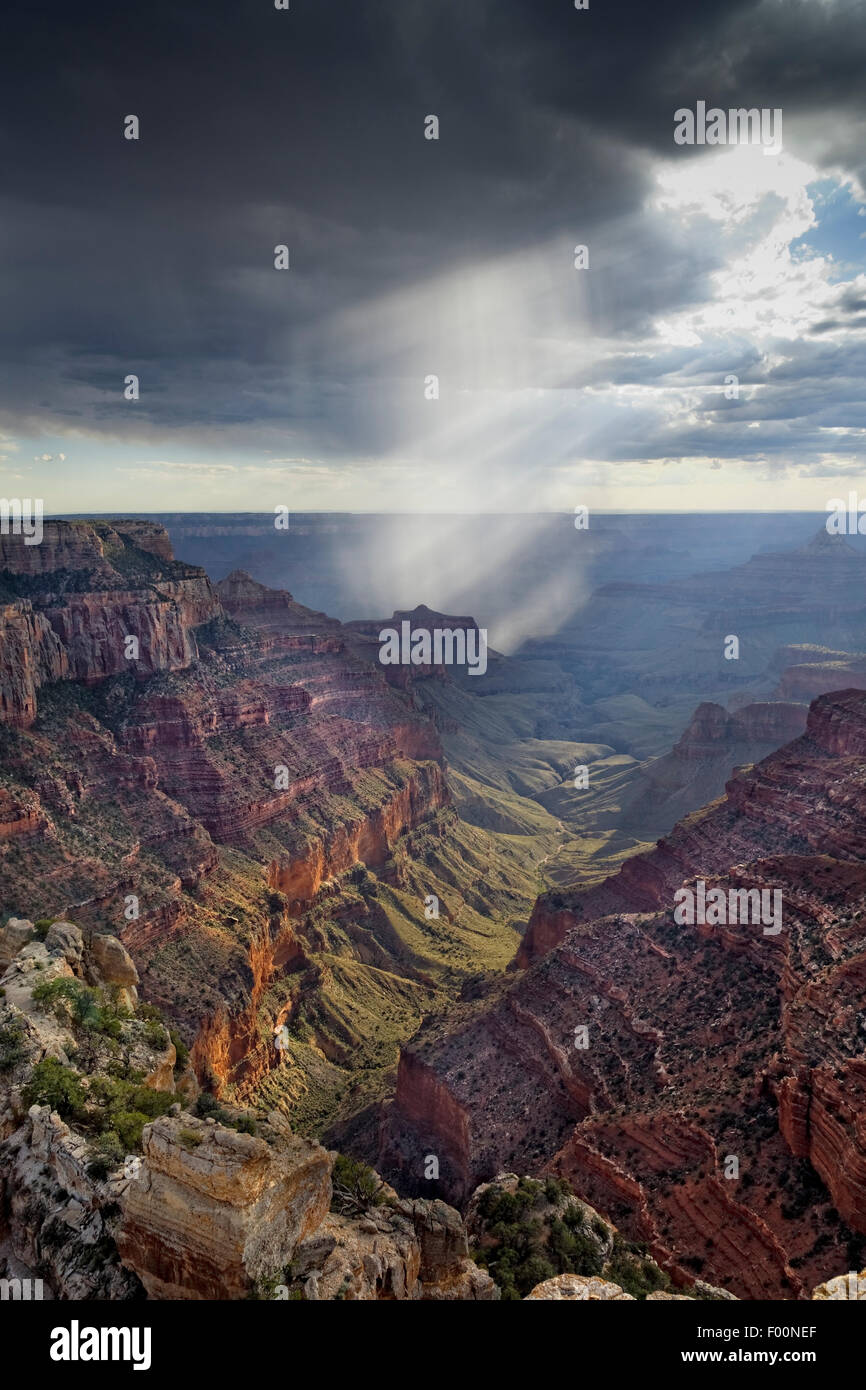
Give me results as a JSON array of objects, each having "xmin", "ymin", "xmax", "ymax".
[{"xmin": 2, "ymin": 0, "xmax": 866, "ymax": 509}]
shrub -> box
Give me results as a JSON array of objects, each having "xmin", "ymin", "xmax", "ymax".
[
  {"xmin": 330, "ymin": 1153, "xmax": 385, "ymax": 1215},
  {"xmin": 179, "ymin": 1128, "xmax": 202, "ymax": 1149},
  {"xmin": 169, "ymin": 1028, "xmax": 189, "ymax": 1070},
  {"xmin": 607, "ymin": 1234, "xmax": 671, "ymax": 1298},
  {"xmin": 136, "ymin": 1003, "xmax": 164, "ymax": 1023},
  {"xmin": 31, "ymin": 977, "xmax": 125, "ymax": 1038},
  {"xmin": 471, "ymin": 1183, "xmax": 613, "ymax": 1300},
  {"xmin": 22, "ymin": 1058, "xmax": 86, "ymax": 1118},
  {"xmin": 192, "ymin": 1091, "xmax": 259, "ymax": 1135},
  {"xmin": 144, "ymin": 1021, "xmax": 169, "ymax": 1050},
  {"xmin": 0, "ymin": 1019, "xmax": 27, "ymax": 1071},
  {"xmin": 111, "ymin": 1110, "xmax": 151, "ymax": 1152},
  {"xmin": 86, "ymin": 1074, "xmax": 176, "ymax": 1150},
  {"xmin": 32, "ymin": 976, "xmax": 92, "ymax": 1017},
  {"xmin": 544, "ymin": 1176, "xmax": 570, "ymax": 1205},
  {"xmin": 86, "ymin": 1131, "xmax": 125, "ymax": 1179}
]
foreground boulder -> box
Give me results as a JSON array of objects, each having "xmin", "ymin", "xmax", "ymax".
[
  {"xmin": 396, "ymin": 1196, "xmax": 498, "ymax": 1299},
  {"xmin": 0, "ymin": 919, "xmax": 34, "ymax": 969},
  {"xmin": 117, "ymin": 1110, "xmax": 331, "ymax": 1299},
  {"xmin": 286, "ymin": 1178, "xmax": 498, "ymax": 1300},
  {"xmin": 87, "ymin": 934, "xmax": 140, "ymax": 1010},
  {"xmin": 812, "ymin": 1269, "xmax": 866, "ymax": 1299},
  {"xmin": 526, "ymin": 1274, "xmax": 634, "ymax": 1300},
  {"xmin": 43, "ymin": 921, "xmax": 84, "ymax": 971},
  {"xmin": 292, "ymin": 1210, "xmax": 421, "ymax": 1299}
]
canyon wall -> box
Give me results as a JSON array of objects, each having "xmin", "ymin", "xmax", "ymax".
[
  {"xmin": 382, "ymin": 689, "xmax": 866, "ymax": 1297},
  {"xmin": 0, "ymin": 519, "xmax": 509, "ymax": 1131}
]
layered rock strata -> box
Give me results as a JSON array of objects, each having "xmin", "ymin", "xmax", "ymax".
[{"xmin": 382, "ymin": 691, "xmax": 866, "ymax": 1297}]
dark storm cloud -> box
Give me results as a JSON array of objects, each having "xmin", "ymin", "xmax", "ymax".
[{"xmin": 1, "ymin": 0, "xmax": 865, "ymax": 455}]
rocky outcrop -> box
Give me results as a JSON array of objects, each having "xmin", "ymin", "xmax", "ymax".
[
  {"xmin": 87, "ymin": 933, "xmax": 140, "ymax": 1011},
  {"xmin": 0, "ymin": 520, "xmax": 221, "ymax": 701},
  {"xmin": 267, "ymin": 764, "xmax": 448, "ymax": 907},
  {"xmin": 525, "ymin": 1274, "xmax": 634, "ymax": 1300},
  {"xmin": 674, "ymin": 701, "xmax": 806, "ymax": 757},
  {"xmin": 0, "ymin": 788, "xmax": 50, "ymax": 842},
  {"xmin": 117, "ymin": 1110, "xmax": 332, "ymax": 1299},
  {"xmin": 0, "ymin": 918, "xmax": 35, "ymax": 969},
  {"xmin": 0, "ymin": 602, "xmax": 68, "ymax": 727},
  {"xmin": 0, "ymin": 924, "xmax": 184, "ymax": 1299},
  {"xmin": 216, "ymin": 569, "xmax": 342, "ymax": 641},
  {"xmin": 110, "ymin": 520, "xmax": 175, "ymax": 563},
  {"xmin": 812, "ymin": 1268, "xmax": 866, "ymax": 1299},
  {"xmin": 393, "ymin": 1194, "xmax": 498, "ymax": 1299},
  {"xmin": 291, "ymin": 1208, "xmax": 422, "ymax": 1299},
  {"xmin": 345, "ymin": 603, "xmax": 485, "ymax": 684},
  {"xmin": 0, "ymin": 1106, "xmax": 142, "ymax": 1299},
  {"xmin": 44, "ymin": 590, "xmax": 203, "ymax": 683},
  {"xmin": 0, "ymin": 520, "xmax": 107, "ymax": 576},
  {"xmin": 287, "ymin": 1177, "xmax": 497, "ymax": 1301}
]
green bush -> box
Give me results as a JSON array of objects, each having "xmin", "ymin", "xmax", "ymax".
[
  {"xmin": 86, "ymin": 1073, "xmax": 176, "ymax": 1150},
  {"xmin": 192, "ymin": 1092, "xmax": 257, "ymax": 1135},
  {"xmin": 112, "ymin": 1111, "xmax": 151, "ymax": 1151},
  {"xmin": 471, "ymin": 1183, "xmax": 610, "ymax": 1300},
  {"xmin": 22, "ymin": 1058, "xmax": 86, "ymax": 1118},
  {"xmin": 179, "ymin": 1128, "xmax": 202, "ymax": 1149},
  {"xmin": 32, "ymin": 976, "xmax": 91, "ymax": 1016},
  {"xmin": 86, "ymin": 1131, "xmax": 125, "ymax": 1179},
  {"xmin": 169, "ymin": 1028, "xmax": 189, "ymax": 1070},
  {"xmin": 330, "ymin": 1153, "xmax": 385, "ymax": 1215},
  {"xmin": 31, "ymin": 977, "xmax": 125, "ymax": 1039},
  {"xmin": 144, "ymin": 1021, "xmax": 169, "ymax": 1050},
  {"xmin": 606, "ymin": 1234, "xmax": 671, "ymax": 1299},
  {"xmin": 544, "ymin": 1176, "xmax": 571, "ymax": 1204},
  {"xmin": 136, "ymin": 1003, "xmax": 163, "ymax": 1023},
  {"xmin": 0, "ymin": 1018, "xmax": 27, "ymax": 1070}
]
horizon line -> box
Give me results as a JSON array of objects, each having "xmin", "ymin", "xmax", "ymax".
[{"xmin": 51, "ymin": 508, "xmax": 839, "ymax": 519}]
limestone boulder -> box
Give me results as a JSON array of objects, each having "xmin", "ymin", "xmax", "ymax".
[
  {"xmin": 116, "ymin": 1110, "xmax": 331, "ymax": 1299},
  {"xmin": 44, "ymin": 922, "xmax": 84, "ymax": 971},
  {"xmin": 393, "ymin": 1195, "xmax": 499, "ymax": 1299},
  {"xmin": 0, "ymin": 919, "xmax": 34, "ymax": 968},
  {"xmin": 812, "ymin": 1269, "xmax": 866, "ymax": 1299},
  {"xmin": 88, "ymin": 933, "xmax": 139, "ymax": 1009},
  {"xmin": 293, "ymin": 1211, "xmax": 421, "ymax": 1300},
  {"xmin": 525, "ymin": 1273, "xmax": 635, "ymax": 1300}
]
